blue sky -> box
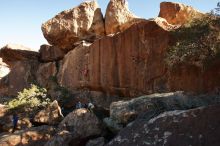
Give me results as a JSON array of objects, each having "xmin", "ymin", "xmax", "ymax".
[{"xmin": 0, "ymin": 0, "xmax": 219, "ymax": 50}]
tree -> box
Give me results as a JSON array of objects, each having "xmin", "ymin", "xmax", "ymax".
[{"xmin": 214, "ymin": 2, "xmax": 220, "ymax": 16}]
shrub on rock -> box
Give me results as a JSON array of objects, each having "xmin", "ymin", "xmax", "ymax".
[{"xmin": 7, "ymin": 84, "xmax": 51, "ymax": 112}]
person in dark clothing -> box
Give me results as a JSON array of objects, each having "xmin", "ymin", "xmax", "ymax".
[
  {"xmin": 12, "ymin": 114, "xmax": 19, "ymax": 133},
  {"xmin": 75, "ymin": 101, "xmax": 83, "ymax": 109}
]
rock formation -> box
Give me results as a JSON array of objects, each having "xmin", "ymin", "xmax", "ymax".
[
  {"xmin": 57, "ymin": 7, "xmax": 220, "ymax": 97},
  {"xmin": 58, "ymin": 108, "xmax": 102, "ymax": 138},
  {"xmin": 36, "ymin": 62, "xmax": 57, "ymax": 87},
  {"xmin": 106, "ymin": 104, "xmax": 220, "ymax": 146},
  {"xmin": 154, "ymin": 17, "xmax": 180, "ymax": 31},
  {"xmin": 57, "ymin": 20, "xmax": 170, "ymax": 96},
  {"xmin": 0, "ymin": 60, "xmax": 39, "ymax": 96},
  {"xmin": 33, "ymin": 100, "xmax": 64, "ymax": 125},
  {"xmin": 42, "ymin": 1, "xmax": 105, "ymax": 50},
  {"xmin": 1, "ymin": 1, "xmax": 220, "ymax": 146},
  {"xmin": 0, "ymin": 115, "xmax": 32, "ymax": 133},
  {"xmin": 109, "ymin": 92, "xmax": 220, "ymax": 124},
  {"xmin": 0, "ymin": 126, "xmax": 55, "ymax": 146},
  {"xmin": 86, "ymin": 137, "xmax": 105, "ymax": 146},
  {"xmin": 45, "ymin": 130, "xmax": 73, "ymax": 146},
  {"xmin": 105, "ymin": 0, "xmax": 140, "ymax": 35},
  {"xmin": 159, "ymin": 2, "xmax": 203, "ymax": 25},
  {"xmin": 44, "ymin": 108, "xmax": 103, "ymax": 146},
  {"xmin": 0, "ymin": 44, "xmax": 39, "ymax": 96},
  {"xmin": 0, "ymin": 44, "xmax": 39, "ymax": 67},
  {"xmin": 39, "ymin": 44, "xmax": 66, "ymax": 62}
]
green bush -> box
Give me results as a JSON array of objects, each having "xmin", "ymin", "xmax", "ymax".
[
  {"xmin": 166, "ymin": 14, "xmax": 220, "ymax": 69},
  {"xmin": 7, "ymin": 84, "xmax": 51, "ymax": 111}
]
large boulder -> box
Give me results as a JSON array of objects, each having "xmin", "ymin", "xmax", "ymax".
[
  {"xmin": 44, "ymin": 130, "xmax": 73, "ymax": 146},
  {"xmin": 58, "ymin": 108, "xmax": 102, "ymax": 139},
  {"xmin": 39, "ymin": 44, "xmax": 66, "ymax": 62},
  {"xmin": 106, "ymin": 104, "xmax": 220, "ymax": 146},
  {"xmin": 105, "ymin": 0, "xmax": 141, "ymax": 35},
  {"xmin": 33, "ymin": 100, "xmax": 64, "ymax": 125},
  {"xmin": 109, "ymin": 92, "xmax": 220, "ymax": 124},
  {"xmin": 0, "ymin": 126, "xmax": 55, "ymax": 146},
  {"xmin": 158, "ymin": 2, "xmax": 203, "ymax": 25},
  {"xmin": 42, "ymin": 1, "xmax": 105, "ymax": 50},
  {"xmin": 0, "ymin": 44, "xmax": 39, "ymax": 67}
]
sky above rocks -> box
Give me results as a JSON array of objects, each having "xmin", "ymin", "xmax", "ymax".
[{"xmin": 0, "ymin": 0, "xmax": 219, "ymax": 50}]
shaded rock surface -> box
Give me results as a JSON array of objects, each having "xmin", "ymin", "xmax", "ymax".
[
  {"xmin": 159, "ymin": 2, "xmax": 203, "ymax": 25},
  {"xmin": 42, "ymin": 1, "xmax": 105, "ymax": 50},
  {"xmin": 44, "ymin": 130, "xmax": 73, "ymax": 146},
  {"xmin": 86, "ymin": 137, "xmax": 105, "ymax": 146},
  {"xmin": 103, "ymin": 118, "xmax": 123, "ymax": 134},
  {"xmin": 58, "ymin": 87, "xmax": 124, "ymax": 112},
  {"xmin": 0, "ymin": 60, "xmax": 39, "ymax": 96},
  {"xmin": 36, "ymin": 62, "xmax": 57, "ymax": 87},
  {"xmin": 105, "ymin": 0, "xmax": 140, "ymax": 35},
  {"xmin": 33, "ymin": 100, "xmax": 64, "ymax": 125},
  {"xmin": 0, "ymin": 113, "xmax": 32, "ymax": 133},
  {"xmin": 0, "ymin": 44, "xmax": 39, "ymax": 97},
  {"xmin": 0, "ymin": 125, "xmax": 55, "ymax": 146},
  {"xmin": 59, "ymin": 108, "xmax": 102, "ymax": 139},
  {"xmin": 106, "ymin": 104, "xmax": 220, "ymax": 146},
  {"xmin": 109, "ymin": 92, "xmax": 220, "ymax": 124},
  {"xmin": 39, "ymin": 44, "xmax": 66, "ymax": 62}
]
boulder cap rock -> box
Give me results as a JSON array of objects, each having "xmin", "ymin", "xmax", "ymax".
[
  {"xmin": 42, "ymin": 0, "xmax": 105, "ymax": 50},
  {"xmin": 105, "ymin": 0, "xmax": 141, "ymax": 35},
  {"xmin": 0, "ymin": 44, "xmax": 39, "ymax": 66},
  {"xmin": 159, "ymin": 1, "xmax": 204, "ymax": 25}
]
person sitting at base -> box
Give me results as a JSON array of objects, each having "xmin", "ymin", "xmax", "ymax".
[
  {"xmin": 87, "ymin": 102, "xmax": 95, "ymax": 112},
  {"xmin": 12, "ymin": 113, "xmax": 19, "ymax": 133},
  {"xmin": 75, "ymin": 101, "xmax": 83, "ymax": 109}
]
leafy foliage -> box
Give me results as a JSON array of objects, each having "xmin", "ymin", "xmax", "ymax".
[
  {"xmin": 7, "ymin": 84, "xmax": 51, "ymax": 111},
  {"xmin": 212, "ymin": 2, "xmax": 220, "ymax": 16},
  {"xmin": 166, "ymin": 14, "xmax": 220, "ymax": 69}
]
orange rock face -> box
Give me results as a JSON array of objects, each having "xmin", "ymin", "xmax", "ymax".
[
  {"xmin": 58, "ymin": 20, "xmax": 170, "ymax": 96},
  {"xmin": 158, "ymin": 2, "xmax": 203, "ymax": 25},
  {"xmin": 36, "ymin": 62, "xmax": 57, "ymax": 87},
  {"xmin": 58, "ymin": 19, "xmax": 220, "ymax": 97}
]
